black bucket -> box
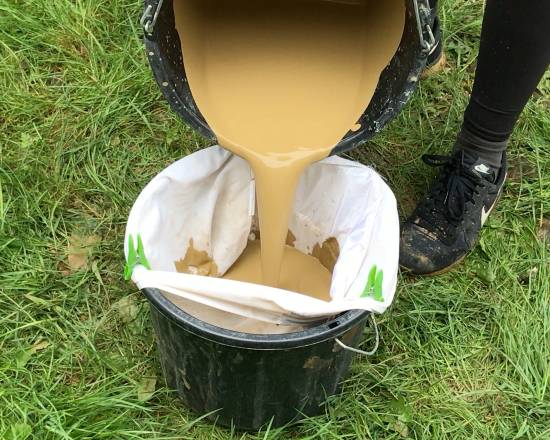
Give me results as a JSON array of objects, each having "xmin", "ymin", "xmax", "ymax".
[
  {"xmin": 141, "ymin": 0, "xmax": 435, "ymax": 155},
  {"xmin": 143, "ymin": 287, "xmax": 372, "ymax": 429}
]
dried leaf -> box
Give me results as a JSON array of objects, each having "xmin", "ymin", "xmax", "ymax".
[
  {"xmin": 537, "ymin": 218, "xmax": 550, "ymax": 244},
  {"xmin": 67, "ymin": 233, "xmax": 100, "ymax": 272},
  {"xmin": 57, "ymin": 260, "xmax": 71, "ymax": 276},
  {"xmin": 32, "ymin": 340, "xmax": 50, "ymax": 352},
  {"xmin": 137, "ymin": 377, "xmax": 157, "ymax": 402},
  {"xmin": 475, "ymin": 266, "xmax": 496, "ymax": 284},
  {"xmin": 15, "ymin": 340, "xmax": 50, "ymax": 368},
  {"xmin": 116, "ymin": 295, "xmax": 139, "ymax": 323},
  {"xmin": 392, "ymin": 420, "xmax": 409, "ymax": 438}
]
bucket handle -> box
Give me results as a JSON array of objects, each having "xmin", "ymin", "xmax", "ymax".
[
  {"xmin": 335, "ymin": 313, "xmax": 379, "ymax": 356},
  {"xmin": 413, "ymin": 0, "xmax": 436, "ymax": 54}
]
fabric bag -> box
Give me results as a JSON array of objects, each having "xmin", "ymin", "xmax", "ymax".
[{"xmin": 125, "ymin": 146, "xmax": 399, "ymax": 333}]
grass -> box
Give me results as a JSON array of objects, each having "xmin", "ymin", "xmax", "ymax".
[{"xmin": 0, "ymin": 0, "xmax": 548, "ymax": 438}]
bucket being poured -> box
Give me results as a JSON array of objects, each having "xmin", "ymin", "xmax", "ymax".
[
  {"xmin": 142, "ymin": 0, "xmax": 434, "ymax": 155},
  {"xmin": 136, "ymin": 0, "xmax": 434, "ymax": 430}
]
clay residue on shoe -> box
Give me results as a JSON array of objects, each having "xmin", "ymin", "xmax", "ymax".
[
  {"xmin": 311, "ymin": 237, "xmax": 340, "ymax": 272},
  {"xmin": 174, "ymin": 238, "xmax": 219, "ymax": 276}
]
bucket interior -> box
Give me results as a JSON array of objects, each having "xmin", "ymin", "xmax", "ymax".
[{"xmin": 146, "ymin": 0, "xmax": 425, "ymax": 154}]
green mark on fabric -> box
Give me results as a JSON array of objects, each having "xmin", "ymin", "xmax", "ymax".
[
  {"xmin": 361, "ymin": 264, "xmax": 384, "ymax": 302},
  {"xmin": 124, "ymin": 234, "xmax": 151, "ymax": 281}
]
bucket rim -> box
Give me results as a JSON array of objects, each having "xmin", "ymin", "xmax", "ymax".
[{"xmin": 142, "ymin": 287, "xmax": 371, "ymax": 350}]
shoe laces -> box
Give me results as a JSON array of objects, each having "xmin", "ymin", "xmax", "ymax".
[{"xmin": 415, "ymin": 152, "xmax": 484, "ymax": 235}]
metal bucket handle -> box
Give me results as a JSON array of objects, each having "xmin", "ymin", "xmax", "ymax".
[{"xmin": 335, "ymin": 313, "xmax": 380, "ymax": 356}]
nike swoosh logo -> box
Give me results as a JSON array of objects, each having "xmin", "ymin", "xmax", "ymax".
[
  {"xmin": 475, "ymin": 164, "xmax": 491, "ymax": 175},
  {"xmin": 481, "ymin": 206, "xmax": 491, "ymax": 225}
]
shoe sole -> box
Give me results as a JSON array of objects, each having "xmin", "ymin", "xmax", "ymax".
[
  {"xmin": 400, "ymin": 254, "xmax": 465, "ymax": 277},
  {"xmin": 422, "ymin": 52, "xmax": 447, "ymax": 79},
  {"xmin": 420, "ymin": 254, "xmax": 467, "ymax": 276}
]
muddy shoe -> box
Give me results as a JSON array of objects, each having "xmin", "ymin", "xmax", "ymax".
[
  {"xmin": 400, "ymin": 150, "xmax": 507, "ymax": 275},
  {"xmin": 422, "ymin": 13, "xmax": 446, "ymax": 78}
]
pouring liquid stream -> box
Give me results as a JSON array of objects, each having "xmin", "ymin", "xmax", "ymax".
[{"xmin": 174, "ymin": 0, "xmax": 405, "ymax": 291}]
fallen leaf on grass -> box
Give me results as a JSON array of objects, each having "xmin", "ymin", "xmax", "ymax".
[
  {"xmin": 386, "ymin": 396, "xmax": 412, "ymax": 438},
  {"xmin": 15, "ymin": 340, "xmax": 51, "ymax": 368},
  {"xmin": 32, "ymin": 340, "xmax": 50, "ymax": 351},
  {"xmin": 537, "ymin": 218, "xmax": 550, "ymax": 244},
  {"xmin": 475, "ymin": 266, "xmax": 496, "ymax": 284},
  {"xmin": 392, "ymin": 420, "xmax": 409, "ymax": 438},
  {"xmin": 57, "ymin": 260, "xmax": 71, "ymax": 276},
  {"xmin": 15, "ymin": 350, "xmax": 33, "ymax": 369},
  {"xmin": 389, "ymin": 396, "xmax": 413, "ymax": 423},
  {"xmin": 137, "ymin": 376, "xmax": 157, "ymax": 402},
  {"xmin": 519, "ymin": 267, "xmax": 538, "ymax": 284},
  {"xmin": 67, "ymin": 233, "xmax": 100, "ymax": 272},
  {"xmin": 115, "ymin": 295, "xmax": 140, "ymax": 323},
  {"xmin": 20, "ymin": 132, "xmax": 39, "ymax": 149},
  {"xmin": 24, "ymin": 293, "xmax": 51, "ymax": 307}
]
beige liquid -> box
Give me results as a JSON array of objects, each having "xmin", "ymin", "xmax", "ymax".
[
  {"xmin": 223, "ymin": 240, "xmax": 332, "ymax": 301},
  {"xmin": 173, "ymin": 0, "xmax": 404, "ymax": 293}
]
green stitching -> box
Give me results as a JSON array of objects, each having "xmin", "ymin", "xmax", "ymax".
[
  {"xmin": 124, "ymin": 234, "xmax": 150, "ymax": 281},
  {"xmin": 361, "ymin": 264, "xmax": 384, "ymax": 302}
]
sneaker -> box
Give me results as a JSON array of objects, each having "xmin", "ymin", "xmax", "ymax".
[
  {"xmin": 422, "ymin": 12, "xmax": 446, "ymax": 78},
  {"xmin": 400, "ymin": 150, "xmax": 507, "ymax": 275}
]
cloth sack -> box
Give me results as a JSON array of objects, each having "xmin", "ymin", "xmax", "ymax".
[{"xmin": 125, "ymin": 146, "xmax": 399, "ymax": 333}]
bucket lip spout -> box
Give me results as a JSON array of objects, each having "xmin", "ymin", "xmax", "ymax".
[{"xmin": 142, "ymin": 287, "xmax": 370, "ymax": 349}]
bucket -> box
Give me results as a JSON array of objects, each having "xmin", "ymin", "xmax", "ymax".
[
  {"xmin": 126, "ymin": 147, "xmax": 398, "ymax": 429},
  {"xmin": 143, "ymin": 286, "xmax": 374, "ymax": 429},
  {"xmin": 141, "ymin": 0, "xmax": 435, "ymax": 155}
]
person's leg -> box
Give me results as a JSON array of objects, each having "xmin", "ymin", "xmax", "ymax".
[
  {"xmin": 400, "ymin": 0, "xmax": 550, "ymax": 275},
  {"xmin": 456, "ymin": 0, "xmax": 550, "ymax": 167}
]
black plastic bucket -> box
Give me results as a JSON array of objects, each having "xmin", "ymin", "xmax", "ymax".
[
  {"xmin": 141, "ymin": 0, "xmax": 435, "ymax": 155},
  {"xmin": 143, "ymin": 287, "xmax": 372, "ymax": 429}
]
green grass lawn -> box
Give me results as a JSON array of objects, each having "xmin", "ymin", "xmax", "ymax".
[{"xmin": 1, "ymin": 0, "xmax": 548, "ymax": 438}]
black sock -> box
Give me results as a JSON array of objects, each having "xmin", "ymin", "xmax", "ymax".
[{"xmin": 454, "ymin": 126, "xmax": 506, "ymax": 169}]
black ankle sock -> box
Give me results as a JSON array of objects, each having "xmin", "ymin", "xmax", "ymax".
[{"xmin": 454, "ymin": 127, "xmax": 506, "ymax": 168}]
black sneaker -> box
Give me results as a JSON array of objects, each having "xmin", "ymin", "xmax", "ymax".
[
  {"xmin": 400, "ymin": 150, "xmax": 507, "ymax": 275},
  {"xmin": 427, "ymin": 13, "xmax": 443, "ymax": 65},
  {"xmin": 423, "ymin": 10, "xmax": 446, "ymax": 77}
]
